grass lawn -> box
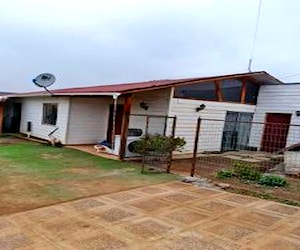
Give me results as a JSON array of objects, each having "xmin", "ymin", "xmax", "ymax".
[{"xmin": 0, "ymin": 137, "xmax": 178, "ymax": 215}]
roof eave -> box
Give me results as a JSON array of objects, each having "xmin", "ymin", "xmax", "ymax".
[
  {"xmin": 8, "ymin": 92, "xmax": 122, "ymax": 98},
  {"xmin": 121, "ymin": 71, "xmax": 283, "ymax": 94}
]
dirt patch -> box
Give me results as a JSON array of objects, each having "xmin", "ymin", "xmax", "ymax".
[
  {"xmin": 40, "ymin": 153, "xmax": 63, "ymax": 160},
  {"xmin": 0, "ymin": 173, "xmax": 174, "ymax": 216},
  {"xmin": 64, "ymin": 167, "xmax": 104, "ymax": 175},
  {"xmin": 0, "ymin": 137, "xmax": 24, "ymax": 145}
]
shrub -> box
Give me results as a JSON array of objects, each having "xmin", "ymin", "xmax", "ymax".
[
  {"xmin": 132, "ymin": 134, "xmax": 186, "ymax": 155},
  {"xmin": 233, "ymin": 162, "xmax": 262, "ymax": 181},
  {"xmin": 215, "ymin": 169, "xmax": 234, "ymax": 179},
  {"xmin": 258, "ymin": 175, "xmax": 288, "ymax": 187}
]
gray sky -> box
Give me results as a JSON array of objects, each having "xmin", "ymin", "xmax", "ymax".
[{"xmin": 0, "ymin": 0, "xmax": 299, "ymax": 92}]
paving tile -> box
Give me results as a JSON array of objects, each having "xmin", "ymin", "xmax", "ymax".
[
  {"xmin": 124, "ymin": 218, "xmax": 174, "ymax": 240},
  {"xmin": 162, "ymin": 181, "xmax": 191, "ymax": 189},
  {"xmin": 186, "ymin": 187, "xmax": 223, "ymax": 197},
  {"xmin": 0, "ymin": 233, "xmax": 33, "ymax": 250},
  {"xmin": 261, "ymin": 203, "xmax": 300, "ymax": 216},
  {"xmin": 257, "ymin": 236, "xmax": 300, "ymax": 250},
  {"xmin": 39, "ymin": 217, "xmax": 99, "ymax": 240},
  {"xmin": 205, "ymin": 222, "xmax": 257, "ymax": 242},
  {"xmin": 157, "ymin": 231, "xmax": 237, "ymax": 250},
  {"xmin": 104, "ymin": 191, "xmax": 142, "ymax": 202},
  {"xmin": 136, "ymin": 186, "xmax": 169, "ymax": 195},
  {"xmin": 0, "ymin": 218, "xmax": 15, "ymax": 231},
  {"xmin": 0, "ymin": 181, "xmax": 299, "ymax": 249},
  {"xmin": 18, "ymin": 242, "xmax": 62, "ymax": 250},
  {"xmin": 161, "ymin": 192, "xmax": 199, "ymax": 203},
  {"xmin": 291, "ymin": 225, "xmax": 300, "ymax": 238},
  {"xmin": 94, "ymin": 207, "xmax": 135, "ymax": 223},
  {"xmin": 69, "ymin": 198, "xmax": 106, "ymax": 211},
  {"xmin": 18, "ymin": 207, "xmax": 65, "ymax": 224},
  {"xmin": 129, "ymin": 198, "xmax": 172, "ymax": 213},
  {"xmin": 70, "ymin": 232, "xmax": 128, "ymax": 250},
  {"xmin": 232, "ymin": 210, "xmax": 283, "ymax": 227},
  {"xmin": 162, "ymin": 208, "xmax": 208, "ymax": 226},
  {"xmin": 194, "ymin": 200, "xmax": 235, "ymax": 213},
  {"xmin": 218, "ymin": 194, "xmax": 258, "ymax": 205}
]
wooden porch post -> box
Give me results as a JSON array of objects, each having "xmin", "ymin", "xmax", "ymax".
[
  {"xmin": 119, "ymin": 94, "xmax": 133, "ymax": 160},
  {"xmin": 0, "ymin": 102, "xmax": 4, "ymax": 134},
  {"xmin": 241, "ymin": 78, "xmax": 247, "ymax": 104}
]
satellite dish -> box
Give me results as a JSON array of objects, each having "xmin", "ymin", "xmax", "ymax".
[
  {"xmin": 33, "ymin": 73, "xmax": 56, "ymax": 96},
  {"xmin": 33, "ymin": 73, "xmax": 56, "ymax": 88}
]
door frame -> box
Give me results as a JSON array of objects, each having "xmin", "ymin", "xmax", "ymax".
[
  {"xmin": 221, "ymin": 111, "xmax": 254, "ymax": 151},
  {"xmin": 107, "ymin": 104, "xmax": 124, "ymax": 143}
]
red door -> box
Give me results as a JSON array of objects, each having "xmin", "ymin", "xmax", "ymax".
[{"xmin": 261, "ymin": 113, "xmax": 291, "ymax": 152}]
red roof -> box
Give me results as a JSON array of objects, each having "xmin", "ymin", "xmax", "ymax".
[
  {"xmin": 12, "ymin": 71, "xmax": 282, "ymax": 97},
  {"xmin": 52, "ymin": 78, "xmax": 197, "ymax": 94}
]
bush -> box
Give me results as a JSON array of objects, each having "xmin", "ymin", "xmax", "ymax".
[
  {"xmin": 258, "ymin": 175, "xmax": 288, "ymax": 187},
  {"xmin": 132, "ymin": 134, "xmax": 186, "ymax": 155},
  {"xmin": 215, "ymin": 169, "xmax": 234, "ymax": 179},
  {"xmin": 233, "ymin": 162, "xmax": 262, "ymax": 181}
]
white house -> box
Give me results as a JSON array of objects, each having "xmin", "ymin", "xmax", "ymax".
[{"xmin": 2, "ymin": 71, "xmax": 284, "ymax": 158}]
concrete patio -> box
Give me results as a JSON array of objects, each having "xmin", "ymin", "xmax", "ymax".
[{"xmin": 0, "ymin": 181, "xmax": 299, "ymax": 250}]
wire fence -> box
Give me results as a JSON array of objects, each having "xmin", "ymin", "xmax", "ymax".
[
  {"xmin": 189, "ymin": 118, "xmax": 300, "ymax": 178},
  {"xmin": 128, "ymin": 114, "xmax": 177, "ymax": 172}
]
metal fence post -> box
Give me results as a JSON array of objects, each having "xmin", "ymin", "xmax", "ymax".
[
  {"xmin": 191, "ymin": 117, "xmax": 201, "ymax": 177},
  {"xmin": 167, "ymin": 116, "xmax": 177, "ymax": 173},
  {"xmin": 145, "ymin": 116, "xmax": 149, "ymax": 136}
]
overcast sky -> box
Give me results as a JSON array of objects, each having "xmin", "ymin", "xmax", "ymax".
[{"xmin": 0, "ymin": 0, "xmax": 299, "ymax": 92}]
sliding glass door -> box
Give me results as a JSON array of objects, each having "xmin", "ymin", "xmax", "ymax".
[{"xmin": 222, "ymin": 111, "xmax": 253, "ymax": 151}]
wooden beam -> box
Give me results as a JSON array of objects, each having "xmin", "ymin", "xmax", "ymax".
[
  {"xmin": 243, "ymin": 76, "xmax": 260, "ymax": 85},
  {"xmin": 241, "ymin": 79, "xmax": 247, "ymax": 104},
  {"xmin": 0, "ymin": 102, "xmax": 4, "ymax": 134},
  {"xmin": 119, "ymin": 94, "xmax": 133, "ymax": 160},
  {"xmin": 215, "ymin": 80, "xmax": 223, "ymax": 102}
]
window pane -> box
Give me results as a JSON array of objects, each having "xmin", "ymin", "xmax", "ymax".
[
  {"xmin": 42, "ymin": 103, "xmax": 57, "ymax": 125},
  {"xmin": 222, "ymin": 79, "xmax": 242, "ymax": 102},
  {"xmin": 245, "ymin": 81, "xmax": 259, "ymax": 104},
  {"xmin": 174, "ymin": 82, "xmax": 216, "ymax": 101}
]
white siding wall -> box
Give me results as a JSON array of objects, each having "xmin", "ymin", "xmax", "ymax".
[
  {"xmin": 169, "ymin": 98, "xmax": 256, "ymax": 152},
  {"xmin": 19, "ymin": 97, "xmax": 70, "ymax": 144},
  {"xmin": 249, "ymin": 84, "xmax": 300, "ymax": 149},
  {"xmin": 129, "ymin": 88, "xmax": 171, "ymax": 135},
  {"xmin": 66, "ymin": 97, "xmax": 110, "ymax": 144}
]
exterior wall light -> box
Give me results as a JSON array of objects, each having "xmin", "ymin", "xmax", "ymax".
[
  {"xmin": 140, "ymin": 102, "xmax": 149, "ymax": 110},
  {"xmin": 196, "ymin": 104, "xmax": 206, "ymax": 112}
]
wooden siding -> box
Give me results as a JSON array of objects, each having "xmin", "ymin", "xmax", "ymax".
[
  {"xmin": 169, "ymin": 98, "xmax": 256, "ymax": 152},
  {"xmin": 19, "ymin": 97, "xmax": 70, "ymax": 143},
  {"xmin": 129, "ymin": 88, "xmax": 171, "ymax": 135},
  {"xmin": 66, "ymin": 97, "xmax": 110, "ymax": 145},
  {"xmin": 249, "ymin": 84, "xmax": 300, "ymax": 149}
]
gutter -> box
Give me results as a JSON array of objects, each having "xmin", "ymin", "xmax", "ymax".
[{"xmin": 7, "ymin": 92, "xmax": 122, "ymax": 98}]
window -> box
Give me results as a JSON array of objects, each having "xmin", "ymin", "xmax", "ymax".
[
  {"xmin": 222, "ymin": 79, "xmax": 242, "ymax": 102},
  {"xmin": 42, "ymin": 103, "xmax": 57, "ymax": 125},
  {"xmin": 174, "ymin": 82, "xmax": 216, "ymax": 101},
  {"xmin": 245, "ymin": 80, "xmax": 259, "ymax": 104}
]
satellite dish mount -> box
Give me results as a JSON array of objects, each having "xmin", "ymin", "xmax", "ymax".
[{"xmin": 33, "ymin": 73, "xmax": 56, "ymax": 96}]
